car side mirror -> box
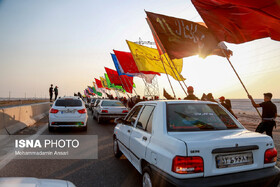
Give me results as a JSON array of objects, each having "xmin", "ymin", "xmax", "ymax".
[
  {"xmin": 50, "ymin": 104, "xmax": 53, "ymax": 107},
  {"xmin": 114, "ymin": 117, "xmax": 125, "ymax": 124}
]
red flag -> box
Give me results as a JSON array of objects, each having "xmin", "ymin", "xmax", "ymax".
[
  {"xmin": 120, "ymin": 75, "xmax": 133, "ymax": 93},
  {"xmin": 146, "ymin": 11, "xmax": 226, "ymax": 59},
  {"xmin": 191, "ymin": 0, "xmax": 280, "ymax": 44},
  {"xmin": 104, "ymin": 67, "xmax": 134, "ymax": 93},
  {"xmin": 104, "ymin": 67, "xmax": 122, "ymax": 85},
  {"xmin": 113, "ymin": 50, "xmax": 160, "ymax": 75},
  {"xmin": 94, "ymin": 78, "xmax": 104, "ymax": 88}
]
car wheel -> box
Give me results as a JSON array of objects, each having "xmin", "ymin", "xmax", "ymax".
[
  {"xmin": 82, "ymin": 126, "xmax": 87, "ymax": 131},
  {"xmin": 48, "ymin": 124, "xmax": 54, "ymax": 132},
  {"xmin": 142, "ymin": 166, "xmax": 153, "ymax": 187},
  {"xmin": 113, "ymin": 137, "xmax": 122, "ymax": 158},
  {"xmin": 97, "ymin": 115, "xmax": 102, "ymax": 124}
]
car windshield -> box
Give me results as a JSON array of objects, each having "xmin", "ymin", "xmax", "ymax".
[
  {"xmin": 55, "ymin": 99, "xmax": 82, "ymax": 107},
  {"xmin": 167, "ymin": 103, "xmax": 242, "ymax": 131},
  {"xmin": 101, "ymin": 101, "xmax": 124, "ymax": 107}
]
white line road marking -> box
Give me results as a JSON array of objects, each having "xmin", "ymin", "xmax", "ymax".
[{"xmin": 0, "ymin": 123, "xmax": 48, "ymax": 170}]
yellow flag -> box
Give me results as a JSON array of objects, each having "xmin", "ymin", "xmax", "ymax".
[
  {"xmin": 100, "ymin": 76, "xmax": 108, "ymax": 89},
  {"xmin": 126, "ymin": 40, "xmax": 185, "ymax": 81}
]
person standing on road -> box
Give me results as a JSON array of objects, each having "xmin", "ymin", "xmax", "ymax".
[
  {"xmin": 54, "ymin": 86, "xmax": 58, "ymax": 100},
  {"xmin": 49, "ymin": 84, "xmax": 53, "ymax": 102},
  {"xmin": 184, "ymin": 86, "xmax": 199, "ymax": 100},
  {"xmin": 248, "ymin": 93, "xmax": 277, "ymax": 138},
  {"xmin": 219, "ymin": 96, "xmax": 238, "ymax": 119}
]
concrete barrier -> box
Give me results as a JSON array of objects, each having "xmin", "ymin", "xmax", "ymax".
[{"xmin": 0, "ymin": 102, "xmax": 50, "ymax": 135}]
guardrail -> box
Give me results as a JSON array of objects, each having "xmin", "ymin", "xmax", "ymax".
[{"xmin": 0, "ymin": 102, "xmax": 50, "ymax": 135}]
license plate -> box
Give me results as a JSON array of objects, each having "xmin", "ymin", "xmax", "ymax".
[
  {"xmin": 216, "ymin": 152, "xmax": 253, "ymax": 168},
  {"xmin": 61, "ymin": 110, "xmax": 75, "ymax": 114}
]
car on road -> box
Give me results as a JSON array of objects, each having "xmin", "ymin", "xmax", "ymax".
[
  {"xmin": 93, "ymin": 99, "xmax": 128, "ymax": 124},
  {"xmin": 49, "ymin": 96, "xmax": 88, "ymax": 131},
  {"xmin": 113, "ymin": 100, "xmax": 280, "ymax": 187}
]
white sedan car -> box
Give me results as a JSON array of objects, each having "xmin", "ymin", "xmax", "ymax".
[
  {"xmin": 93, "ymin": 100, "xmax": 128, "ymax": 124},
  {"xmin": 113, "ymin": 100, "xmax": 280, "ymax": 187},
  {"xmin": 49, "ymin": 97, "xmax": 88, "ymax": 131}
]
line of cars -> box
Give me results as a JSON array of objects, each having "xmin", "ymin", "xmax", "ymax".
[
  {"xmin": 48, "ymin": 97, "xmax": 129, "ymax": 132},
  {"xmin": 48, "ymin": 97, "xmax": 280, "ymax": 186}
]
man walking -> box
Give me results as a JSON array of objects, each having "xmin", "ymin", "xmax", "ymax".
[
  {"xmin": 49, "ymin": 84, "xmax": 53, "ymax": 102},
  {"xmin": 248, "ymin": 93, "xmax": 277, "ymax": 138},
  {"xmin": 54, "ymin": 86, "xmax": 58, "ymax": 100}
]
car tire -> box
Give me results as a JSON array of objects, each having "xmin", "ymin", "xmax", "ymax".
[
  {"xmin": 97, "ymin": 115, "xmax": 102, "ymax": 124},
  {"xmin": 142, "ymin": 166, "xmax": 154, "ymax": 187},
  {"xmin": 48, "ymin": 124, "xmax": 54, "ymax": 132},
  {"xmin": 113, "ymin": 137, "xmax": 122, "ymax": 158},
  {"xmin": 82, "ymin": 126, "xmax": 87, "ymax": 131}
]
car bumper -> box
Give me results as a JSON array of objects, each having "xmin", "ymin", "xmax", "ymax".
[
  {"xmin": 99, "ymin": 114, "xmax": 127, "ymax": 120},
  {"xmin": 150, "ymin": 165, "xmax": 280, "ymax": 187},
  {"xmin": 49, "ymin": 119, "xmax": 87, "ymax": 127}
]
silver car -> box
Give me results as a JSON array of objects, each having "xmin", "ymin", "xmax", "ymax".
[{"xmin": 93, "ymin": 100, "xmax": 128, "ymax": 124}]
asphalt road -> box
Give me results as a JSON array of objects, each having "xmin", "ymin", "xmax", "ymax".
[{"xmin": 0, "ymin": 110, "xmax": 142, "ymax": 187}]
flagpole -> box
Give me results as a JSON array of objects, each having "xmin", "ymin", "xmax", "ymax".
[
  {"xmin": 122, "ymin": 75, "xmax": 138, "ymax": 96},
  {"xmin": 221, "ymin": 49, "xmax": 262, "ymax": 118},
  {"xmin": 161, "ymin": 53, "xmax": 188, "ymax": 97},
  {"xmin": 146, "ymin": 17, "xmax": 188, "ymax": 97},
  {"xmin": 159, "ymin": 55, "xmax": 176, "ymax": 98},
  {"xmin": 163, "ymin": 53, "xmax": 189, "ymax": 90}
]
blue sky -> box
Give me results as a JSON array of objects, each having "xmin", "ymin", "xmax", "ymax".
[{"xmin": 0, "ymin": 0, "xmax": 280, "ymax": 99}]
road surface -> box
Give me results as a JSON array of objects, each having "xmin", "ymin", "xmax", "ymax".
[{"xmin": 0, "ymin": 110, "xmax": 142, "ymax": 187}]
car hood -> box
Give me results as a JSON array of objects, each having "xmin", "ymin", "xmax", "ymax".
[{"xmin": 0, "ymin": 177, "xmax": 76, "ymax": 187}]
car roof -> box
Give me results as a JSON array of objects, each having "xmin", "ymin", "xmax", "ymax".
[{"xmin": 137, "ymin": 100, "xmax": 218, "ymax": 105}]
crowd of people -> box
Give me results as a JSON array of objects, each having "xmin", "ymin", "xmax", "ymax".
[{"xmin": 51, "ymin": 83, "xmax": 277, "ymax": 138}]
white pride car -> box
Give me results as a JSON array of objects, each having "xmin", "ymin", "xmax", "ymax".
[
  {"xmin": 113, "ymin": 100, "xmax": 280, "ymax": 187},
  {"xmin": 49, "ymin": 97, "xmax": 88, "ymax": 131}
]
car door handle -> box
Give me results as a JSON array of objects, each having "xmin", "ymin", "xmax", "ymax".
[
  {"xmin": 127, "ymin": 130, "xmax": 131, "ymax": 133},
  {"xmin": 142, "ymin": 136, "xmax": 147, "ymax": 141}
]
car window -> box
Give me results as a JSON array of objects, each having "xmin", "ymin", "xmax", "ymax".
[
  {"xmin": 101, "ymin": 101, "xmax": 124, "ymax": 107},
  {"xmin": 91, "ymin": 98, "xmax": 96, "ymax": 103},
  {"xmin": 55, "ymin": 99, "xmax": 82, "ymax": 107},
  {"xmin": 167, "ymin": 103, "xmax": 242, "ymax": 132},
  {"xmin": 126, "ymin": 105, "xmax": 142, "ymax": 126},
  {"xmin": 136, "ymin": 105, "xmax": 155, "ymax": 131},
  {"xmin": 146, "ymin": 109, "xmax": 154, "ymax": 133}
]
